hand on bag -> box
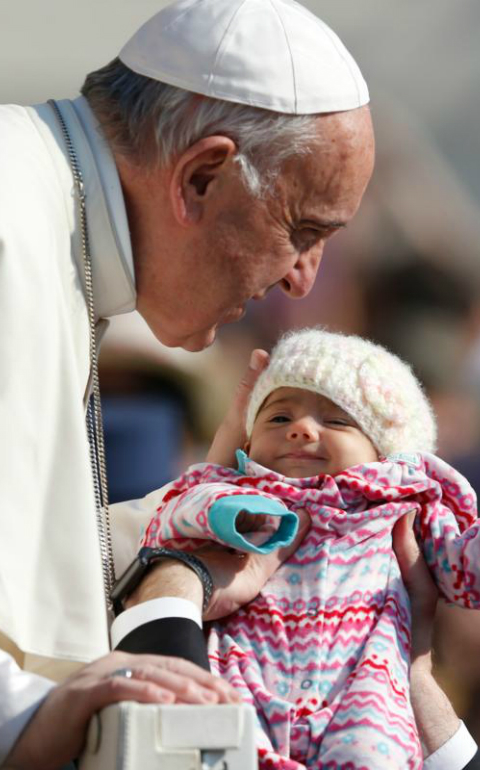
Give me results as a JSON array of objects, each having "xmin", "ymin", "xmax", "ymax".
[
  {"xmin": 6, "ymin": 651, "xmax": 239, "ymax": 770},
  {"xmin": 206, "ymin": 348, "xmax": 269, "ymax": 467}
]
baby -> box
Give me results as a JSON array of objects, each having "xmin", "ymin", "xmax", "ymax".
[{"xmin": 141, "ymin": 328, "xmax": 480, "ymax": 770}]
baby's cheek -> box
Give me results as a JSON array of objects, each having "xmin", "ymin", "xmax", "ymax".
[{"xmin": 247, "ymin": 439, "xmax": 267, "ymax": 463}]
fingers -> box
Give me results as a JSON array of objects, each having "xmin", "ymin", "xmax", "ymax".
[
  {"xmin": 392, "ymin": 510, "xmax": 436, "ymax": 600},
  {"xmin": 68, "ymin": 655, "xmax": 241, "ymax": 744},
  {"xmin": 200, "ymin": 509, "xmax": 310, "ymax": 622},
  {"xmin": 228, "ymin": 349, "xmax": 269, "ymax": 422},
  {"xmin": 133, "ymin": 655, "xmax": 240, "ymax": 703},
  {"xmin": 206, "ymin": 349, "xmax": 269, "ymax": 466},
  {"xmin": 392, "ymin": 510, "xmax": 419, "ymax": 577},
  {"xmin": 235, "ymin": 349, "xmax": 269, "ymax": 411},
  {"xmin": 392, "ymin": 511, "xmax": 438, "ymax": 659},
  {"xmin": 235, "ymin": 511, "xmax": 269, "ymax": 533},
  {"xmin": 271, "ymin": 508, "xmax": 311, "ymax": 568},
  {"xmin": 91, "ymin": 668, "xmax": 219, "ymax": 710},
  {"xmin": 90, "ymin": 675, "xmax": 177, "ymax": 709},
  {"xmin": 243, "ymin": 508, "xmax": 311, "ymax": 591},
  {"xmin": 250, "ymin": 349, "xmax": 270, "ymax": 370},
  {"xmin": 80, "ymin": 652, "xmax": 239, "ymax": 707}
]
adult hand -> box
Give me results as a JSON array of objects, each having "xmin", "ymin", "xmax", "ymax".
[
  {"xmin": 201, "ymin": 508, "xmax": 310, "ymax": 620},
  {"xmin": 207, "ymin": 348, "xmax": 269, "ymax": 467},
  {"xmin": 393, "ymin": 511, "xmax": 465, "ymax": 758},
  {"xmin": 130, "ymin": 509, "xmax": 311, "ymax": 621},
  {"xmin": 392, "ymin": 509, "xmax": 438, "ymax": 659},
  {"xmin": 6, "ymin": 651, "xmax": 239, "ymax": 770}
]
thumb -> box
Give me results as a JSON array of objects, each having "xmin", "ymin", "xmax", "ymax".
[
  {"xmin": 392, "ymin": 510, "xmax": 419, "ymax": 577},
  {"xmin": 393, "ymin": 511, "xmax": 438, "ymax": 657},
  {"xmin": 392, "ymin": 509, "xmax": 437, "ymax": 610},
  {"xmin": 206, "ymin": 349, "xmax": 269, "ymax": 466},
  {"xmin": 263, "ymin": 508, "xmax": 311, "ymax": 574},
  {"xmin": 231, "ymin": 349, "xmax": 269, "ymax": 418}
]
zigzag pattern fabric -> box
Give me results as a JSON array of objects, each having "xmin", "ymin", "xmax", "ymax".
[{"xmin": 142, "ymin": 452, "xmax": 480, "ymax": 769}]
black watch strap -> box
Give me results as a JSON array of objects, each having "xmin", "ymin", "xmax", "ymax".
[
  {"xmin": 110, "ymin": 546, "xmax": 214, "ymax": 616},
  {"xmin": 147, "ymin": 548, "xmax": 214, "ymax": 613}
]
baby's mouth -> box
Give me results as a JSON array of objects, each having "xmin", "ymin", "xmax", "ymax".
[{"xmin": 280, "ymin": 452, "xmax": 326, "ymax": 461}]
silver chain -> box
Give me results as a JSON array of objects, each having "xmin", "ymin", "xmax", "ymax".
[{"xmin": 48, "ymin": 99, "xmax": 116, "ymax": 613}]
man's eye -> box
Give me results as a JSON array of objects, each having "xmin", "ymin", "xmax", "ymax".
[{"xmin": 291, "ymin": 228, "xmax": 322, "ymax": 253}]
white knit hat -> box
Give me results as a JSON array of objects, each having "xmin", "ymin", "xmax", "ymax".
[
  {"xmin": 246, "ymin": 328, "xmax": 437, "ymax": 456},
  {"xmin": 119, "ymin": 0, "xmax": 369, "ymax": 114}
]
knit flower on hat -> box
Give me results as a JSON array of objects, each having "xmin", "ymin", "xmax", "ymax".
[{"xmin": 246, "ymin": 328, "xmax": 437, "ymax": 457}]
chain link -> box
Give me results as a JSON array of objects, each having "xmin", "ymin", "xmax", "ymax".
[{"xmin": 48, "ymin": 99, "xmax": 116, "ymax": 613}]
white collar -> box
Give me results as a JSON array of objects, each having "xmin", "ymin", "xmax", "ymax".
[{"xmin": 53, "ymin": 97, "xmax": 136, "ymax": 320}]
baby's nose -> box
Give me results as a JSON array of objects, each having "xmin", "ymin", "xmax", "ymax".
[{"xmin": 287, "ymin": 419, "xmax": 319, "ymax": 441}]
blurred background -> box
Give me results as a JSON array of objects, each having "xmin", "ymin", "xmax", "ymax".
[{"xmin": 3, "ymin": 0, "xmax": 480, "ymax": 757}]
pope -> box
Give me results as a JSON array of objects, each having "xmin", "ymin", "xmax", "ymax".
[{"xmin": 0, "ymin": 1, "xmax": 474, "ymax": 768}]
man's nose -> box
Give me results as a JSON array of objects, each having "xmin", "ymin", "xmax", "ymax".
[
  {"xmin": 279, "ymin": 248, "xmax": 324, "ymax": 299},
  {"xmin": 286, "ymin": 418, "xmax": 319, "ymax": 442}
]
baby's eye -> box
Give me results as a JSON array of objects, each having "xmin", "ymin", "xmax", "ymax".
[
  {"xmin": 325, "ymin": 418, "xmax": 349, "ymax": 427},
  {"xmin": 270, "ymin": 414, "xmax": 290, "ymax": 424}
]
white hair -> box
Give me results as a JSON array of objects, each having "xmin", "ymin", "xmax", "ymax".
[{"xmin": 81, "ymin": 59, "xmax": 318, "ymax": 196}]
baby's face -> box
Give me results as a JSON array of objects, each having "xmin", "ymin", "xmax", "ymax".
[{"xmin": 246, "ymin": 387, "xmax": 379, "ymax": 477}]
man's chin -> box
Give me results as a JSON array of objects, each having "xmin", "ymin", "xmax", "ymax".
[
  {"xmin": 181, "ymin": 330, "xmax": 217, "ymax": 352},
  {"xmin": 157, "ymin": 327, "xmax": 217, "ymax": 352},
  {"xmin": 141, "ymin": 311, "xmax": 218, "ymax": 351}
]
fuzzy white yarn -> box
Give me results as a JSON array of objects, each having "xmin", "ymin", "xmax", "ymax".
[{"xmin": 246, "ymin": 329, "xmax": 437, "ymax": 456}]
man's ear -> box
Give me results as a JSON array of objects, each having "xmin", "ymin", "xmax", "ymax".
[{"xmin": 169, "ymin": 135, "xmax": 237, "ymax": 226}]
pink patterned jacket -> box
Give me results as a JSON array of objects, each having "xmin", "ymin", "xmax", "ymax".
[{"xmin": 142, "ymin": 450, "xmax": 479, "ymax": 770}]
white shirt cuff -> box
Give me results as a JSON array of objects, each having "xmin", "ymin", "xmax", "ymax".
[
  {"xmin": 423, "ymin": 721, "xmax": 477, "ymax": 770},
  {"xmin": 110, "ymin": 597, "xmax": 202, "ymax": 649}
]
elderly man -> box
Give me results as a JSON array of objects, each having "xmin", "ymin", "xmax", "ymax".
[{"xmin": 0, "ymin": 1, "xmax": 476, "ymax": 768}]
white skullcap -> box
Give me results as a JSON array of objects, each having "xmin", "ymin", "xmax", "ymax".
[
  {"xmin": 119, "ymin": 0, "xmax": 369, "ymax": 114},
  {"xmin": 246, "ymin": 329, "xmax": 437, "ymax": 457}
]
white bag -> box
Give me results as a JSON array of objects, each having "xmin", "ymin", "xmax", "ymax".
[{"xmin": 79, "ymin": 702, "xmax": 258, "ymax": 770}]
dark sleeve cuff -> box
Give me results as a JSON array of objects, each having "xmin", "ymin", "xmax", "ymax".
[{"xmin": 115, "ymin": 617, "xmax": 210, "ymax": 671}]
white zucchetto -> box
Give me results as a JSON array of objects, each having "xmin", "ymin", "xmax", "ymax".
[{"xmin": 119, "ymin": 0, "xmax": 369, "ymax": 114}]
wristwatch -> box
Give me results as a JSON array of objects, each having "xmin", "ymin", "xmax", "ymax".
[{"xmin": 110, "ymin": 546, "xmax": 214, "ymax": 617}]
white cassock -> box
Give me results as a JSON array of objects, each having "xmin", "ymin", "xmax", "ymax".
[{"xmin": 0, "ymin": 96, "xmax": 151, "ymax": 760}]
